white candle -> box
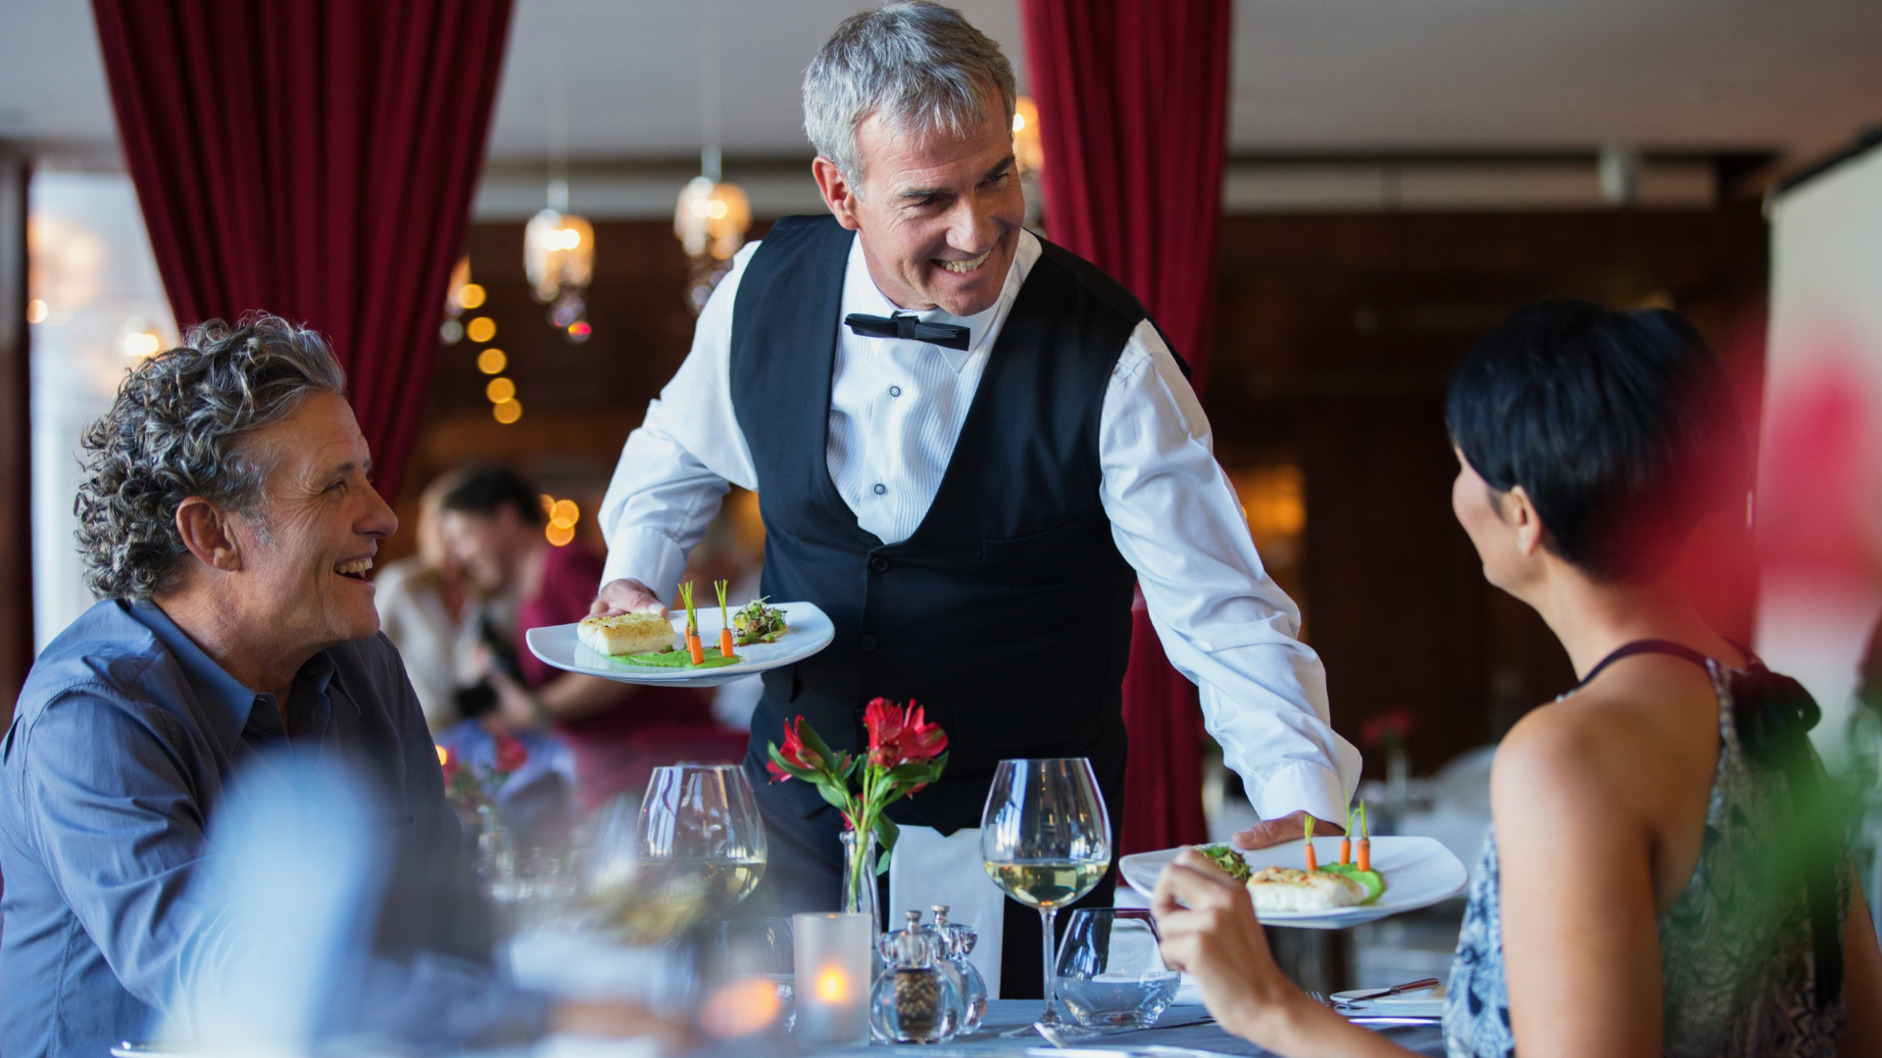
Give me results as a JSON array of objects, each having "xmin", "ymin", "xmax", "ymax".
[{"xmin": 793, "ymin": 912, "xmax": 873, "ymax": 1045}]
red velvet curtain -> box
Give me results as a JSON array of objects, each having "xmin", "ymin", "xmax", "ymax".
[
  {"xmin": 91, "ymin": 0, "xmax": 514, "ymax": 499},
  {"xmin": 1023, "ymin": 0, "xmax": 1233, "ymax": 854}
]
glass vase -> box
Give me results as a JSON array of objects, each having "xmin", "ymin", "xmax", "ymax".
[{"xmin": 840, "ymin": 829, "xmax": 879, "ymax": 933}]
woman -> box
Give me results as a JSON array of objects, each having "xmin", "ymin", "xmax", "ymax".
[{"xmin": 1152, "ymin": 300, "xmax": 1882, "ymax": 1057}]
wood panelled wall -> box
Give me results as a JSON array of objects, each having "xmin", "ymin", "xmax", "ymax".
[{"xmin": 398, "ymin": 205, "xmax": 1768, "ymax": 777}]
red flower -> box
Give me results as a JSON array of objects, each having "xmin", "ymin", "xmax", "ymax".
[
  {"xmin": 1360, "ymin": 708, "xmax": 1415, "ymax": 749},
  {"xmin": 437, "ymin": 745, "xmax": 458, "ymax": 782},
  {"xmin": 900, "ymin": 703, "xmax": 947, "ymax": 761},
  {"xmin": 767, "ymin": 716, "xmax": 823, "ymax": 782},
  {"xmin": 864, "ymin": 698, "xmax": 948, "ymax": 768},
  {"xmin": 494, "ymin": 733, "xmax": 529, "ymax": 774}
]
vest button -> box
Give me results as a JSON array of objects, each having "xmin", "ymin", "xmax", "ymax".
[
  {"xmin": 870, "ymin": 556, "xmax": 890, "ymax": 573},
  {"xmin": 889, "ymin": 385, "xmax": 902, "ymax": 397},
  {"xmin": 872, "ymin": 483, "xmax": 887, "ymax": 495},
  {"xmin": 860, "ymin": 634, "xmax": 878, "ymax": 651}
]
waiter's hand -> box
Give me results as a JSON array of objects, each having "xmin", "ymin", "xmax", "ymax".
[
  {"xmin": 1230, "ymin": 810, "xmax": 1343, "ymax": 850},
  {"xmin": 591, "ymin": 578, "xmax": 668, "ymax": 617}
]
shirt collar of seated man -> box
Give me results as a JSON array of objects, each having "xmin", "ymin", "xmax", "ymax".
[{"xmin": 158, "ymin": 389, "xmax": 396, "ymax": 723}]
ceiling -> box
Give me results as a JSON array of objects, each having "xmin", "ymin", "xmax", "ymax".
[{"xmin": 2, "ymin": 0, "xmax": 1878, "ymax": 168}]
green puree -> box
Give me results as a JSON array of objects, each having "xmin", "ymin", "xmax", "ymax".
[
  {"xmin": 1321, "ymin": 862, "xmax": 1386, "ymax": 903},
  {"xmin": 616, "ymin": 646, "xmax": 742, "ymax": 669}
]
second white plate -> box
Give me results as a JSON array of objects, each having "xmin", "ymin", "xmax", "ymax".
[
  {"xmin": 525, "ymin": 601, "xmax": 835, "ymax": 688},
  {"xmin": 1119, "ymin": 835, "xmax": 1468, "ymax": 929}
]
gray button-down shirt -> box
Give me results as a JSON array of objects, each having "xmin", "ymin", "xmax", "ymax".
[{"xmin": 0, "ymin": 599, "xmax": 546, "ymax": 1056}]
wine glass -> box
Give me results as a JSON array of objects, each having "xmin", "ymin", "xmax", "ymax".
[
  {"xmin": 980, "ymin": 758, "xmax": 1112, "ymax": 1033},
  {"xmin": 1055, "ymin": 908, "xmax": 1180, "ymax": 1030},
  {"xmin": 588, "ymin": 764, "xmax": 766, "ymax": 942},
  {"xmin": 637, "ymin": 764, "xmax": 769, "ymax": 921}
]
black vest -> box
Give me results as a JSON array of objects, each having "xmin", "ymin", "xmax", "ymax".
[{"xmin": 730, "ymin": 215, "xmax": 1144, "ymax": 833}]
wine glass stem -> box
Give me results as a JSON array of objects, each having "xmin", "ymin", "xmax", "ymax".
[{"xmin": 1039, "ymin": 906, "xmax": 1060, "ymax": 1025}]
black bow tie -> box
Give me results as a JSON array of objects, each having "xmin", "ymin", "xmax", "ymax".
[{"xmin": 844, "ymin": 312, "xmax": 971, "ymax": 351}]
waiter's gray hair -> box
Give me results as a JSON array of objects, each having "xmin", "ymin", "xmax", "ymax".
[
  {"xmin": 803, "ymin": 0, "xmax": 1016, "ymax": 189},
  {"xmin": 74, "ymin": 313, "xmax": 346, "ymax": 601}
]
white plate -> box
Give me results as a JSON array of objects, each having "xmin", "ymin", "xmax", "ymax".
[
  {"xmin": 1332, "ymin": 984, "xmax": 1446, "ymax": 1017},
  {"xmin": 525, "ymin": 601, "xmax": 835, "ymax": 688},
  {"xmin": 1119, "ymin": 835, "xmax": 1468, "ymax": 929}
]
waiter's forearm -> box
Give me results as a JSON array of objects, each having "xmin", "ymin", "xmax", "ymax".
[{"xmin": 596, "ymin": 423, "xmax": 731, "ymax": 592}]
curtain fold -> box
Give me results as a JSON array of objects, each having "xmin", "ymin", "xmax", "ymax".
[
  {"xmin": 1023, "ymin": 0, "xmax": 1233, "ymax": 854},
  {"xmin": 90, "ymin": 0, "xmax": 514, "ymax": 499}
]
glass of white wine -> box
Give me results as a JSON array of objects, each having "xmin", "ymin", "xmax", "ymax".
[
  {"xmin": 980, "ymin": 757, "xmax": 1112, "ymax": 1033},
  {"xmin": 632, "ymin": 764, "xmax": 768, "ymax": 930}
]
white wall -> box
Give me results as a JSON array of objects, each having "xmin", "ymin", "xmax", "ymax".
[{"xmin": 28, "ymin": 171, "xmax": 176, "ymax": 651}]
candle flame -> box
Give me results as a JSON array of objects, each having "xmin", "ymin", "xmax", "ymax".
[{"xmin": 816, "ymin": 967, "xmax": 849, "ymax": 1002}]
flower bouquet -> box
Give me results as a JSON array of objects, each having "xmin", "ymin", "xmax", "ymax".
[{"xmin": 767, "ymin": 698, "xmax": 948, "ymax": 915}]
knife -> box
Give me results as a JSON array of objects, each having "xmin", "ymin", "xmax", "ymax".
[{"xmin": 1341, "ymin": 977, "xmax": 1441, "ymax": 1003}]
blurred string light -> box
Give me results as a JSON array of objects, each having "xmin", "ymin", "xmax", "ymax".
[
  {"xmin": 25, "ymin": 298, "xmax": 47, "ymax": 324},
  {"xmin": 120, "ymin": 318, "xmax": 162, "ymax": 359},
  {"xmin": 540, "ymin": 495, "xmax": 580, "ymax": 547},
  {"xmin": 675, "ymin": 0, "xmax": 751, "ymax": 315},
  {"xmin": 445, "ymin": 255, "xmax": 527, "ymax": 424}
]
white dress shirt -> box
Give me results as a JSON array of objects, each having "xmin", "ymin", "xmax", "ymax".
[{"xmin": 600, "ymin": 229, "xmax": 1362, "ymax": 826}]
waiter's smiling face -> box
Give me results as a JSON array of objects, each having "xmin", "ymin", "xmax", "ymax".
[{"xmin": 814, "ymin": 100, "xmax": 1023, "ymax": 318}]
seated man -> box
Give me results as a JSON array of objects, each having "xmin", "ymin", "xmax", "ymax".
[{"xmin": 0, "ymin": 316, "xmax": 635, "ymax": 1054}]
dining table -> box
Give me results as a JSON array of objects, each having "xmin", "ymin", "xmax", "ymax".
[{"xmin": 789, "ymin": 999, "xmax": 1443, "ymax": 1058}]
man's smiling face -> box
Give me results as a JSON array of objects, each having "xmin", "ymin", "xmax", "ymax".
[
  {"xmin": 226, "ymin": 392, "xmax": 397, "ymax": 657},
  {"xmin": 817, "ymin": 100, "xmax": 1023, "ymax": 318}
]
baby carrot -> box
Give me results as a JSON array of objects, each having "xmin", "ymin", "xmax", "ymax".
[
  {"xmin": 1339, "ymin": 836, "xmax": 1352, "ymax": 866},
  {"xmin": 688, "ymin": 633, "xmax": 706, "ymax": 665},
  {"xmin": 1356, "ymin": 801, "xmax": 1372, "ymax": 872},
  {"xmin": 1303, "ymin": 815, "xmax": 1318, "ymax": 872},
  {"xmin": 715, "ymin": 580, "xmax": 736, "ymax": 658}
]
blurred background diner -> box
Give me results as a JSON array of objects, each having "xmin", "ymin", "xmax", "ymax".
[{"xmin": 2, "ymin": 0, "xmax": 1881, "ymax": 1031}]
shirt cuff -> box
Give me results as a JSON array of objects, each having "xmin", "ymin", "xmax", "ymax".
[
  {"xmin": 599, "ymin": 525, "xmax": 688, "ymax": 602},
  {"xmin": 1252, "ymin": 762, "xmax": 1349, "ymax": 829}
]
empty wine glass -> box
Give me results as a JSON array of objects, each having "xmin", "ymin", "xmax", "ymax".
[
  {"xmin": 1055, "ymin": 908, "xmax": 1180, "ymax": 1030},
  {"xmin": 979, "ymin": 758, "xmax": 1112, "ymax": 1033}
]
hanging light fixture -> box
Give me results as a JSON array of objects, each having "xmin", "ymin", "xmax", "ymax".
[
  {"xmin": 525, "ymin": 69, "xmax": 595, "ymax": 344},
  {"xmin": 675, "ymin": 0, "xmax": 751, "ymax": 315}
]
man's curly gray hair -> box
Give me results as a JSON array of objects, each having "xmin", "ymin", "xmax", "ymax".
[
  {"xmin": 75, "ymin": 313, "xmax": 346, "ymax": 601},
  {"xmin": 803, "ymin": 0, "xmax": 1016, "ymax": 188}
]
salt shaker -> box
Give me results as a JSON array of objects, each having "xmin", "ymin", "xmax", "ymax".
[
  {"xmin": 930, "ymin": 905, "xmax": 988, "ymax": 1033},
  {"xmin": 870, "ymin": 910, "xmax": 961, "ymax": 1043}
]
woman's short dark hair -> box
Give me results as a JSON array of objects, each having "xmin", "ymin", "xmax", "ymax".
[
  {"xmin": 1444, "ymin": 299, "xmax": 1748, "ymax": 580},
  {"xmin": 437, "ymin": 464, "xmax": 544, "ymax": 527}
]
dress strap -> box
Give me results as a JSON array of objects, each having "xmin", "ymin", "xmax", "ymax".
[{"xmin": 1567, "ymin": 639, "xmax": 1713, "ymax": 696}]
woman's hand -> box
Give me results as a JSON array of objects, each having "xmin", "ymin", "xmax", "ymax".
[
  {"xmin": 1153, "ymin": 849, "xmax": 1413, "ymax": 1058},
  {"xmin": 1151, "ymin": 849, "xmax": 1299, "ymax": 1040}
]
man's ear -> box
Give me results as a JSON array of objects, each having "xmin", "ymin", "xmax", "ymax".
[
  {"xmin": 1506, "ymin": 485, "xmax": 1547, "ymax": 556},
  {"xmin": 174, "ymin": 497, "xmax": 243, "ymax": 572},
  {"xmin": 812, "ymin": 156, "xmax": 862, "ymax": 231}
]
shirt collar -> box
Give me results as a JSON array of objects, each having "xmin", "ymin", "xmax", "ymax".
[
  {"xmin": 127, "ymin": 600, "xmax": 339, "ymax": 754},
  {"xmin": 841, "ymin": 229, "xmax": 1041, "ymax": 373}
]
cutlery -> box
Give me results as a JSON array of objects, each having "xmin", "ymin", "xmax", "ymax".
[{"xmin": 1339, "ymin": 977, "xmax": 1441, "ymax": 1004}]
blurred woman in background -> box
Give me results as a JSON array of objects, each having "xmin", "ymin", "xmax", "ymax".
[{"xmin": 1154, "ymin": 300, "xmax": 1882, "ymax": 1058}]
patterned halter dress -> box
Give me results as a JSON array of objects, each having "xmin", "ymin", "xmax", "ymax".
[{"xmin": 1443, "ymin": 653, "xmax": 1850, "ymax": 1058}]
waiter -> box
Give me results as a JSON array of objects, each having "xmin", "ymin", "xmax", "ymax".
[{"xmin": 594, "ymin": 0, "xmax": 1359, "ymax": 995}]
